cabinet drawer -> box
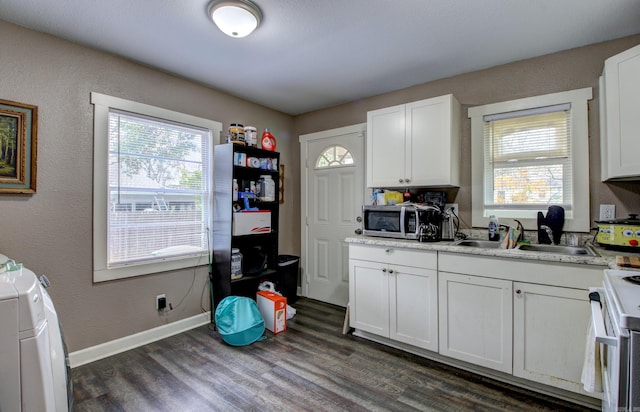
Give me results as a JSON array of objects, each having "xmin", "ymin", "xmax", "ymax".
[
  {"xmin": 438, "ymin": 252, "xmax": 603, "ymax": 289},
  {"xmin": 349, "ymin": 244, "xmax": 436, "ymax": 269}
]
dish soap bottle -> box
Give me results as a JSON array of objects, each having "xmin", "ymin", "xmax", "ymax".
[{"xmin": 488, "ymin": 215, "xmax": 500, "ymax": 241}]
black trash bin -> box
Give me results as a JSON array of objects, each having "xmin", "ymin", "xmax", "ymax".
[{"xmin": 277, "ymin": 255, "xmax": 300, "ymax": 304}]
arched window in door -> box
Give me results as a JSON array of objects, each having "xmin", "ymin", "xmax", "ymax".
[{"xmin": 315, "ymin": 145, "xmax": 354, "ymax": 168}]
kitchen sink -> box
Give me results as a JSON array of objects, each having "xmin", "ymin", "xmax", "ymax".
[
  {"xmin": 516, "ymin": 244, "xmax": 599, "ymax": 256},
  {"xmin": 451, "ymin": 239, "xmax": 502, "ymax": 248},
  {"xmin": 451, "ymin": 239, "xmax": 599, "ymax": 256}
]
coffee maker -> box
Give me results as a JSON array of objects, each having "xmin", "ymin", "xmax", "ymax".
[
  {"xmin": 441, "ymin": 209, "xmax": 455, "ymax": 240},
  {"xmin": 417, "ymin": 206, "xmax": 443, "ymax": 242}
]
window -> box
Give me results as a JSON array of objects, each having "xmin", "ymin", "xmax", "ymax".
[
  {"xmin": 469, "ymin": 88, "xmax": 592, "ymax": 232},
  {"xmin": 315, "ymin": 145, "xmax": 354, "ymax": 168},
  {"xmin": 92, "ymin": 92, "xmax": 222, "ymax": 282}
]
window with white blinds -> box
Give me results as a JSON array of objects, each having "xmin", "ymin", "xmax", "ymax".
[
  {"xmin": 92, "ymin": 92, "xmax": 222, "ymax": 282},
  {"xmin": 469, "ymin": 88, "xmax": 592, "ymax": 232},
  {"xmin": 484, "ymin": 104, "xmax": 571, "ymax": 211},
  {"xmin": 108, "ymin": 109, "xmax": 210, "ymax": 267}
]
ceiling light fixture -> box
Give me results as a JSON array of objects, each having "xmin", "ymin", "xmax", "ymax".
[{"xmin": 207, "ymin": 0, "xmax": 262, "ymax": 38}]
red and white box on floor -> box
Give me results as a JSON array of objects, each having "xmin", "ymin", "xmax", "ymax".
[{"xmin": 256, "ymin": 290, "xmax": 287, "ymax": 334}]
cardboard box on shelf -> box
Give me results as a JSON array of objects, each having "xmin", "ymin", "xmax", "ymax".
[
  {"xmin": 232, "ymin": 211, "xmax": 271, "ymax": 236},
  {"xmin": 256, "ymin": 290, "xmax": 286, "ymax": 334}
]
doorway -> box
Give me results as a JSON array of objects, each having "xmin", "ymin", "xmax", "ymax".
[{"xmin": 299, "ymin": 124, "xmax": 366, "ymax": 307}]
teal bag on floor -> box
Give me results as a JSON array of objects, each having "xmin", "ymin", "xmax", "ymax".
[{"xmin": 215, "ymin": 296, "xmax": 266, "ymax": 346}]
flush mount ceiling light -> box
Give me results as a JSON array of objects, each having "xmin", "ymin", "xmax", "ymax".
[{"xmin": 207, "ymin": 0, "xmax": 262, "ymax": 38}]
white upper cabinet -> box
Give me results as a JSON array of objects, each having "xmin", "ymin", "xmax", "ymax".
[
  {"xmin": 600, "ymin": 44, "xmax": 640, "ymax": 181},
  {"xmin": 366, "ymin": 94, "xmax": 461, "ymax": 188}
]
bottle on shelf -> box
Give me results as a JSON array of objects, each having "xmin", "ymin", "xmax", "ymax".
[
  {"xmin": 231, "ymin": 248, "xmax": 243, "ymax": 280},
  {"xmin": 232, "ymin": 179, "xmax": 239, "ymax": 201},
  {"xmin": 261, "ymin": 128, "xmax": 276, "ymax": 151},
  {"xmin": 258, "ymin": 175, "xmax": 275, "ymax": 202}
]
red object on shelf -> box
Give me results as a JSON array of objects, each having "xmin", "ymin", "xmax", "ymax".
[{"xmin": 261, "ymin": 128, "xmax": 276, "ymax": 151}]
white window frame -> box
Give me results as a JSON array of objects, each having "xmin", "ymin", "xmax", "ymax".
[
  {"xmin": 468, "ymin": 88, "xmax": 592, "ymax": 232},
  {"xmin": 91, "ymin": 92, "xmax": 222, "ymax": 282}
]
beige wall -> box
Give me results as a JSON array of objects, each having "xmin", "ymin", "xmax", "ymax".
[
  {"xmin": 0, "ymin": 20, "xmax": 297, "ymax": 351},
  {"xmin": 295, "ymin": 34, "xmax": 640, "ymax": 229},
  {"xmin": 2, "ymin": 18, "xmax": 640, "ymax": 353}
]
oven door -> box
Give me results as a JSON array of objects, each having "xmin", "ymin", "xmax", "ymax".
[{"xmin": 590, "ymin": 288, "xmax": 629, "ymax": 412}]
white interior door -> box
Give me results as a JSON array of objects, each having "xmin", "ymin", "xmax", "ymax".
[{"xmin": 300, "ymin": 124, "xmax": 366, "ymax": 307}]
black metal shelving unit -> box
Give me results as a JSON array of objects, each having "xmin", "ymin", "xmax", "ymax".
[{"xmin": 212, "ymin": 143, "xmax": 280, "ymax": 309}]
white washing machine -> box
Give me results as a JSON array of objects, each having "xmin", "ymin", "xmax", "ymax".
[{"xmin": 0, "ymin": 254, "xmax": 71, "ymax": 412}]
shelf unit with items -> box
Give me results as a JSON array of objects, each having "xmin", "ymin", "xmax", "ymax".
[{"xmin": 212, "ymin": 143, "xmax": 280, "ymax": 309}]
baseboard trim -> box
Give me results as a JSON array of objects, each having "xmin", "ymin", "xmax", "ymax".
[{"xmin": 69, "ymin": 312, "xmax": 211, "ymax": 368}]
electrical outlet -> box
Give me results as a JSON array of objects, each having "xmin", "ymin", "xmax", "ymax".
[
  {"xmin": 156, "ymin": 294, "xmax": 167, "ymax": 311},
  {"xmin": 445, "ymin": 203, "xmax": 459, "ymax": 216},
  {"xmin": 599, "ymin": 204, "xmax": 616, "ymax": 221}
]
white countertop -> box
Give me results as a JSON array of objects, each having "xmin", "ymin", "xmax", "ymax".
[{"xmin": 345, "ymin": 235, "xmax": 638, "ymax": 269}]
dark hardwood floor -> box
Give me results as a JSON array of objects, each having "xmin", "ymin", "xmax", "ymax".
[{"xmin": 72, "ymin": 298, "xmax": 592, "ymax": 411}]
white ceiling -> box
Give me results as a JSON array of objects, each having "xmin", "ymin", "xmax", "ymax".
[{"xmin": 1, "ymin": 0, "xmax": 639, "ymax": 115}]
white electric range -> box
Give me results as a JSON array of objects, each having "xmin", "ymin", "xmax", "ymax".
[{"xmin": 591, "ymin": 269, "xmax": 640, "ymax": 411}]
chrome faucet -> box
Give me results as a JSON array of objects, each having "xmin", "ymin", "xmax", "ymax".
[{"xmin": 540, "ymin": 225, "xmax": 554, "ymax": 244}]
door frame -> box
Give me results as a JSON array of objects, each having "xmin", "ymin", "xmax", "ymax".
[{"xmin": 299, "ymin": 123, "xmax": 367, "ymax": 300}]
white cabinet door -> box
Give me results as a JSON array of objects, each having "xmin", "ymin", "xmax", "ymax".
[
  {"xmin": 407, "ymin": 95, "xmax": 460, "ymax": 187},
  {"xmin": 438, "ymin": 272, "xmax": 513, "ymax": 373},
  {"xmin": 389, "ymin": 265, "xmax": 438, "ymax": 351},
  {"xmin": 513, "ymin": 282, "xmax": 595, "ymax": 396},
  {"xmin": 349, "ymin": 259, "xmax": 389, "ymax": 336},
  {"xmin": 366, "ymin": 104, "xmax": 407, "ymax": 188},
  {"xmin": 366, "ymin": 95, "xmax": 460, "ymax": 188},
  {"xmin": 601, "ymin": 44, "xmax": 640, "ymax": 181}
]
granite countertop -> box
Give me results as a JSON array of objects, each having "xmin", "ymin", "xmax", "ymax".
[{"xmin": 345, "ymin": 235, "xmax": 640, "ymax": 270}]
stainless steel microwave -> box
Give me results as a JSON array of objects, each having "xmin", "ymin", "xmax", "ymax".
[{"xmin": 362, "ymin": 205, "xmax": 419, "ymax": 239}]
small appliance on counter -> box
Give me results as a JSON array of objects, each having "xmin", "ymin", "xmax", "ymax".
[
  {"xmin": 362, "ymin": 203, "xmax": 449, "ymax": 241},
  {"xmin": 417, "ymin": 205, "xmax": 442, "ymax": 242},
  {"xmin": 596, "ymin": 214, "xmax": 640, "ymax": 252}
]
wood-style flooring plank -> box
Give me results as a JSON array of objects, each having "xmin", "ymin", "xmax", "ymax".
[{"xmin": 72, "ymin": 298, "xmax": 593, "ymax": 412}]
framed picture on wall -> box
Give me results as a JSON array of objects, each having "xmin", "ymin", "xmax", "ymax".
[{"xmin": 0, "ymin": 99, "xmax": 38, "ymax": 193}]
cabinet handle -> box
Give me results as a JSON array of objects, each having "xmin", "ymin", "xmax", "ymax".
[
  {"xmin": 354, "ymin": 228, "xmax": 362, "ymax": 235},
  {"xmin": 516, "ymin": 289, "xmax": 522, "ymax": 295},
  {"xmin": 398, "ymin": 178, "xmax": 404, "ymax": 183},
  {"xmin": 388, "ymin": 269, "xmax": 394, "ymax": 274},
  {"xmin": 356, "ymin": 216, "xmax": 362, "ymax": 223},
  {"xmin": 385, "ymin": 248, "xmax": 391, "ymax": 253},
  {"xmin": 382, "ymin": 268, "xmax": 387, "ymax": 273},
  {"xmin": 405, "ymin": 178, "xmax": 410, "ymax": 183}
]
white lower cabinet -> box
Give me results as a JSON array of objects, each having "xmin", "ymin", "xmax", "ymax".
[
  {"xmin": 513, "ymin": 282, "xmax": 593, "ymax": 395},
  {"xmin": 349, "ymin": 246, "xmax": 604, "ymax": 404},
  {"xmin": 349, "ymin": 244, "xmax": 438, "ymax": 351},
  {"xmin": 438, "ymin": 272, "xmax": 513, "ymax": 373}
]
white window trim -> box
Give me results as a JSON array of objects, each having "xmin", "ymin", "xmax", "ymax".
[
  {"xmin": 91, "ymin": 92, "xmax": 222, "ymax": 282},
  {"xmin": 468, "ymin": 87, "xmax": 592, "ymax": 232}
]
